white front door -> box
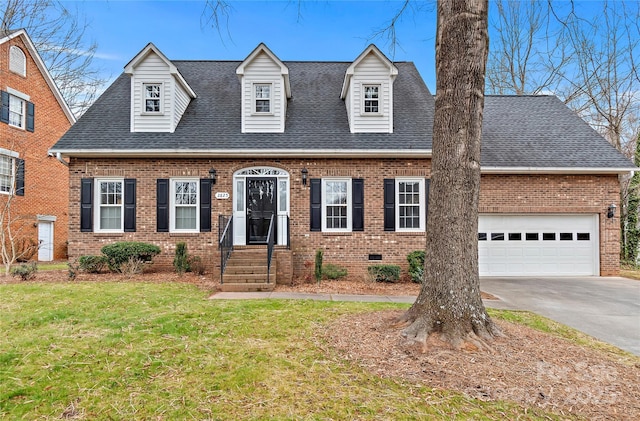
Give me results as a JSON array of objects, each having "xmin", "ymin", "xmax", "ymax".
[
  {"xmin": 478, "ymin": 214, "xmax": 599, "ymax": 276},
  {"xmin": 38, "ymin": 221, "xmax": 54, "ymax": 261}
]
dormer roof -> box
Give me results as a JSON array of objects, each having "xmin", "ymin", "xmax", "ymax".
[
  {"xmin": 236, "ymin": 43, "xmax": 291, "ymax": 98},
  {"xmin": 0, "ymin": 28, "xmax": 76, "ymax": 123},
  {"xmin": 340, "ymin": 44, "xmax": 398, "ymax": 99},
  {"xmin": 124, "ymin": 43, "xmax": 197, "ymax": 98}
]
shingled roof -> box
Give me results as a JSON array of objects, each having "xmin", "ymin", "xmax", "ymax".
[{"xmin": 51, "ymin": 59, "xmax": 634, "ymax": 171}]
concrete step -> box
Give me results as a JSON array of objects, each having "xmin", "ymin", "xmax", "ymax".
[{"xmin": 220, "ymin": 282, "xmax": 276, "ymax": 292}]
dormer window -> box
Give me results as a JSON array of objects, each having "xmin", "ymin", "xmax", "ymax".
[
  {"xmin": 254, "ymin": 83, "xmax": 272, "ymax": 113},
  {"xmin": 363, "ymin": 84, "xmax": 380, "ymax": 114},
  {"xmin": 144, "ymin": 83, "xmax": 162, "ymax": 113},
  {"xmin": 9, "ymin": 46, "xmax": 26, "ymax": 77}
]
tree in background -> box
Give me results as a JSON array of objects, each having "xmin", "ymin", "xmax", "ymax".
[
  {"xmin": 622, "ymin": 133, "xmax": 640, "ymax": 264},
  {"xmin": 1, "ymin": 0, "xmax": 107, "ymax": 116}
]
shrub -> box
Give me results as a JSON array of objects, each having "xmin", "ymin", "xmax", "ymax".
[
  {"xmin": 367, "ymin": 264, "xmax": 401, "ymax": 283},
  {"xmin": 322, "ymin": 263, "xmax": 348, "ymax": 280},
  {"xmin": 407, "ymin": 250, "xmax": 425, "ymax": 284},
  {"xmin": 67, "ymin": 260, "xmax": 79, "ymax": 281},
  {"xmin": 173, "ymin": 242, "xmax": 189, "ymax": 275},
  {"xmin": 78, "ymin": 255, "xmax": 108, "ymax": 273},
  {"xmin": 101, "ymin": 242, "xmax": 160, "ymax": 273},
  {"xmin": 120, "ymin": 256, "xmax": 146, "ymax": 275},
  {"xmin": 314, "ymin": 249, "xmax": 323, "ymax": 283},
  {"xmin": 10, "ymin": 262, "xmax": 37, "ymax": 281},
  {"xmin": 188, "ymin": 255, "xmax": 206, "ymax": 275}
]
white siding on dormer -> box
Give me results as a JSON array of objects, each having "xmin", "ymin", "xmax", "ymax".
[
  {"xmin": 241, "ymin": 52, "xmax": 286, "ymax": 133},
  {"xmin": 131, "ymin": 52, "xmax": 173, "ymax": 132},
  {"xmin": 174, "ymin": 82, "xmax": 190, "ymax": 129}
]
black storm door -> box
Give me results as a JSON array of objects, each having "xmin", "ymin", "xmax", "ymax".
[{"xmin": 246, "ymin": 178, "xmax": 277, "ymax": 244}]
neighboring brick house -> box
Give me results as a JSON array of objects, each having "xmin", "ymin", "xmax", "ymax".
[
  {"xmin": 51, "ymin": 43, "xmax": 633, "ymax": 287},
  {"xmin": 1, "ymin": 29, "xmax": 75, "ymax": 262}
]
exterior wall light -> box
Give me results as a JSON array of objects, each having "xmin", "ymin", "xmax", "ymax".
[
  {"xmin": 209, "ymin": 168, "xmax": 217, "ymax": 185},
  {"xmin": 607, "ymin": 203, "xmax": 616, "ymax": 218},
  {"xmin": 301, "ymin": 168, "xmax": 308, "ymax": 186}
]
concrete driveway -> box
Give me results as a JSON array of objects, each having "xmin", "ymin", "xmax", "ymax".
[{"xmin": 480, "ymin": 277, "xmax": 640, "ymax": 356}]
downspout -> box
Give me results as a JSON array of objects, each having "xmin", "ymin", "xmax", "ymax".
[{"xmin": 55, "ymin": 152, "xmax": 69, "ymax": 167}]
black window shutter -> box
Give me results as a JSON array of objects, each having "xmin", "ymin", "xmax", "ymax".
[
  {"xmin": 200, "ymin": 178, "xmax": 212, "ymax": 232},
  {"xmin": 310, "ymin": 178, "xmax": 321, "ymax": 231},
  {"xmin": 0, "ymin": 91, "xmax": 9, "ymax": 124},
  {"xmin": 156, "ymin": 179, "xmax": 169, "ymax": 232},
  {"xmin": 124, "ymin": 179, "xmax": 136, "ymax": 232},
  {"xmin": 383, "ymin": 179, "xmax": 395, "ymax": 231},
  {"xmin": 15, "ymin": 158, "xmax": 25, "ymax": 196},
  {"xmin": 352, "ymin": 178, "xmax": 364, "ymax": 231},
  {"xmin": 80, "ymin": 178, "xmax": 93, "ymax": 232},
  {"xmin": 26, "ymin": 101, "xmax": 34, "ymax": 132},
  {"xmin": 425, "ymin": 178, "xmax": 431, "ymax": 225}
]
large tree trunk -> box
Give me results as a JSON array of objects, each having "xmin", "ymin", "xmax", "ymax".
[{"xmin": 396, "ymin": 0, "xmax": 499, "ymax": 351}]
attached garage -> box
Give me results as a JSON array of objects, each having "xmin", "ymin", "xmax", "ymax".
[{"xmin": 478, "ymin": 214, "xmax": 599, "ymax": 276}]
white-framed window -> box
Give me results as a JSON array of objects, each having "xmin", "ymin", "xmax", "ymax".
[
  {"xmin": 143, "ymin": 83, "xmax": 162, "ymax": 113},
  {"xmin": 362, "ymin": 84, "xmax": 380, "ymax": 114},
  {"xmin": 0, "ymin": 155, "xmax": 15, "ymax": 194},
  {"xmin": 9, "ymin": 46, "xmax": 26, "ymax": 76},
  {"xmin": 254, "ymin": 83, "xmax": 272, "ymax": 113},
  {"xmin": 170, "ymin": 179, "xmax": 199, "ymax": 232},
  {"xmin": 322, "ymin": 178, "xmax": 352, "ymax": 231},
  {"xmin": 9, "ymin": 94, "xmax": 25, "ymax": 128},
  {"xmin": 95, "ymin": 179, "xmax": 124, "ymax": 232},
  {"xmin": 396, "ymin": 178, "xmax": 426, "ymax": 231}
]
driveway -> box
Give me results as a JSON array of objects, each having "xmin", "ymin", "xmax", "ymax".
[{"xmin": 480, "ymin": 277, "xmax": 640, "ymax": 356}]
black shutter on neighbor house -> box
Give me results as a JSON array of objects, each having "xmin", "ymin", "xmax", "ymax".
[
  {"xmin": 383, "ymin": 179, "xmax": 395, "ymax": 231},
  {"xmin": 199, "ymin": 178, "xmax": 212, "ymax": 232},
  {"xmin": 80, "ymin": 178, "xmax": 93, "ymax": 232},
  {"xmin": 26, "ymin": 101, "xmax": 34, "ymax": 132},
  {"xmin": 0, "ymin": 91, "xmax": 9, "ymax": 124},
  {"xmin": 310, "ymin": 178, "xmax": 321, "ymax": 231},
  {"xmin": 352, "ymin": 178, "xmax": 364, "ymax": 231},
  {"xmin": 15, "ymin": 158, "xmax": 25, "ymax": 196},
  {"xmin": 123, "ymin": 178, "xmax": 136, "ymax": 232},
  {"xmin": 156, "ymin": 179, "xmax": 169, "ymax": 232},
  {"xmin": 425, "ymin": 178, "xmax": 431, "ymax": 225}
]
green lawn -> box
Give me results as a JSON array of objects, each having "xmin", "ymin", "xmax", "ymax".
[{"xmin": 1, "ymin": 281, "xmax": 571, "ymax": 420}]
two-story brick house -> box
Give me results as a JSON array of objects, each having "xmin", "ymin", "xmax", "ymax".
[
  {"xmin": 51, "ymin": 43, "xmax": 633, "ymax": 288},
  {"xmin": 1, "ymin": 29, "xmax": 75, "ymax": 262}
]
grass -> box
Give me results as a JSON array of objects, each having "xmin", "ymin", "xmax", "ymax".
[{"xmin": 1, "ymin": 281, "xmax": 590, "ymax": 420}]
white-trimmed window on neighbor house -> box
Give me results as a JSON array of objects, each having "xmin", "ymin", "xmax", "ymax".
[
  {"xmin": 95, "ymin": 179, "xmax": 124, "ymax": 232},
  {"xmin": 363, "ymin": 84, "xmax": 380, "ymax": 113},
  {"xmin": 0, "ymin": 154, "xmax": 14, "ymax": 194},
  {"xmin": 1, "ymin": 90, "xmax": 34, "ymax": 132},
  {"xmin": 9, "ymin": 46, "xmax": 26, "ymax": 77},
  {"xmin": 384, "ymin": 178, "xmax": 429, "ymax": 232},
  {"xmin": 143, "ymin": 83, "xmax": 162, "ymax": 113},
  {"xmin": 309, "ymin": 178, "xmax": 364, "ymax": 233},
  {"xmin": 254, "ymin": 83, "xmax": 272, "ymax": 113},
  {"xmin": 0, "ymin": 150, "xmax": 24, "ymax": 197},
  {"xmin": 171, "ymin": 179, "xmax": 199, "ymax": 232}
]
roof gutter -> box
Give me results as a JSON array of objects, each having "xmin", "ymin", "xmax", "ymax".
[{"xmin": 481, "ymin": 166, "xmax": 634, "ymax": 175}]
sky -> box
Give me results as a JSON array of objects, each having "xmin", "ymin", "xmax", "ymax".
[{"xmin": 63, "ymin": 0, "xmax": 439, "ymax": 89}]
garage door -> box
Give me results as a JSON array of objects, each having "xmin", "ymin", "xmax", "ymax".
[{"xmin": 478, "ymin": 214, "xmax": 599, "ymax": 276}]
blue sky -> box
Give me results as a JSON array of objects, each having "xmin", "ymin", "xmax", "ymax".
[{"xmin": 65, "ymin": 0, "xmax": 439, "ymax": 88}]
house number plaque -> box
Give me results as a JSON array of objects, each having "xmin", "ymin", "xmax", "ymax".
[{"xmin": 215, "ymin": 192, "xmax": 230, "ymax": 200}]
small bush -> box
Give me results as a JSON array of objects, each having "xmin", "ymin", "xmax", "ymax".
[
  {"xmin": 367, "ymin": 264, "xmax": 401, "ymax": 283},
  {"xmin": 173, "ymin": 242, "xmax": 189, "ymax": 275},
  {"xmin": 120, "ymin": 256, "xmax": 146, "ymax": 275},
  {"xmin": 67, "ymin": 260, "xmax": 79, "ymax": 281},
  {"xmin": 11, "ymin": 262, "xmax": 37, "ymax": 281},
  {"xmin": 78, "ymin": 255, "xmax": 108, "ymax": 273},
  {"xmin": 407, "ymin": 250, "xmax": 425, "ymax": 284},
  {"xmin": 314, "ymin": 249, "xmax": 323, "ymax": 283},
  {"xmin": 188, "ymin": 255, "xmax": 206, "ymax": 275},
  {"xmin": 101, "ymin": 242, "xmax": 160, "ymax": 273},
  {"xmin": 322, "ymin": 263, "xmax": 348, "ymax": 280}
]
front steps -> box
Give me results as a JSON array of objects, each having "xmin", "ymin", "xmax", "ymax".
[{"xmin": 220, "ymin": 247, "xmax": 276, "ymax": 292}]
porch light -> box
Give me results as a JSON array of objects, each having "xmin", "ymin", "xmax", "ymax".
[
  {"xmin": 209, "ymin": 168, "xmax": 217, "ymax": 185},
  {"xmin": 607, "ymin": 203, "xmax": 616, "ymax": 218},
  {"xmin": 301, "ymin": 168, "xmax": 308, "ymax": 186}
]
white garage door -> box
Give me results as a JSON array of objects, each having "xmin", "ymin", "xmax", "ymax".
[{"xmin": 478, "ymin": 214, "xmax": 599, "ymax": 276}]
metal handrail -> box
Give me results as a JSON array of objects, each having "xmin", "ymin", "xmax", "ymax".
[
  {"xmin": 218, "ymin": 215, "xmax": 233, "ymax": 284},
  {"xmin": 266, "ymin": 214, "xmax": 275, "ymax": 284}
]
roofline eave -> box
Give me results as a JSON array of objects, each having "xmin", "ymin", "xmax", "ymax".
[{"xmin": 481, "ymin": 166, "xmax": 635, "ymax": 175}]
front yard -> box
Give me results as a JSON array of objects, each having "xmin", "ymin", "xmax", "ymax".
[{"xmin": 1, "ymin": 279, "xmax": 638, "ymax": 420}]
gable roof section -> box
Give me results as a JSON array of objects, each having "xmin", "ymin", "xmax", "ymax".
[
  {"xmin": 340, "ymin": 44, "xmax": 399, "ymax": 99},
  {"xmin": 124, "ymin": 42, "xmax": 197, "ymax": 99},
  {"xmin": 0, "ymin": 29, "xmax": 76, "ymax": 124},
  {"xmin": 236, "ymin": 43, "xmax": 291, "ymax": 98}
]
